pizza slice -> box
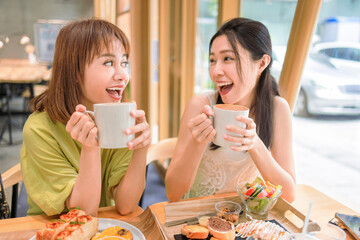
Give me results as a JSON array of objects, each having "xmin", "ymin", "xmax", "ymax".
[
  {"xmin": 54, "ymin": 215, "xmax": 98, "ymax": 240},
  {"xmin": 36, "ymin": 209, "xmax": 86, "ymax": 240}
]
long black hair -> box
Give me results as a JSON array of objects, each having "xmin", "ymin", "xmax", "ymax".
[{"xmin": 209, "ymin": 18, "xmax": 279, "ymax": 149}]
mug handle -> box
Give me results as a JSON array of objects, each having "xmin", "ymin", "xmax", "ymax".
[{"xmin": 84, "ymin": 110, "xmax": 95, "ymax": 121}]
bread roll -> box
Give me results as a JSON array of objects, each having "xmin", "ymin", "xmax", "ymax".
[
  {"xmin": 181, "ymin": 225, "xmax": 209, "ymax": 239},
  {"xmin": 207, "ymin": 217, "xmax": 235, "ymax": 240}
]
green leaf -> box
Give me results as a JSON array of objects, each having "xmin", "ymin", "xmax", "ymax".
[{"xmin": 68, "ymin": 207, "xmax": 81, "ymax": 210}]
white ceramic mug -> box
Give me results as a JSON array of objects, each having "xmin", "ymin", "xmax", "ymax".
[
  {"xmin": 86, "ymin": 102, "xmax": 136, "ymax": 149},
  {"xmin": 213, "ymin": 104, "xmax": 249, "ymax": 148}
]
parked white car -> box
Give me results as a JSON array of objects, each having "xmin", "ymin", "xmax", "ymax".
[
  {"xmin": 312, "ymin": 41, "xmax": 360, "ymax": 75},
  {"xmin": 271, "ymin": 46, "xmax": 360, "ymax": 116}
]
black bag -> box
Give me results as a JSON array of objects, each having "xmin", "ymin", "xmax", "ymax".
[{"xmin": 0, "ymin": 174, "xmax": 11, "ymax": 219}]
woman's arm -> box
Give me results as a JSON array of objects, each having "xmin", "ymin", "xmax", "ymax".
[
  {"xmin": 113, "ymin": 148, "xmax": 147, "ymax": 215},
  {"xmin": 65, "ymin": 105, "xmax": 102, "ymax": 216},
  {"xmin": 113, "ymin": 108, "xmax": 151, "ymax": 215},
  {"xmin": 165, "ymin": 95, "xmax": 216, "ymax": 202},
  {"xmin": 225, "ymin": 97, "xmax": 296, "ymax": 202}
]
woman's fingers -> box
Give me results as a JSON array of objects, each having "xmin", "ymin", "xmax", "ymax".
[
  {"xmin": 78, "ymin": 121, "xmax": 95, "ymax": 142},
  {"xmin": 191, "ymin": 118, "xmax": 212, "ymax": 139},
  {"xmin": 130, "ymin": 109, "xmax": 146, "ymax": 124},
  {"xmin": 75, "ymin": 104, "xmax": 86, "ymax": 112},
  {"xmin": 128, "ymin": 128, "xmax": 151, "ymax": 149},
  {"xmin": 65, "ymin": 105, "xmax": 98, "ymax": 147},
  {"xmin": 202, "ymin": 105, "xmax": 214, "ymax": 116},
  {"xmin": 197, "ymin": 125, "xmax": 216, "ymax": 142},
  {"xmin": 188, "ymin": 113, "xmax": 208, "ymax": 129},
  {"xmin": 66, "ymin": 111, "xmax": 84, "ymax": 132},
  {"xmin": 126, "ymin": 109, "xmax": 151, "ymax": 150},
  {"xmin": 68, "ymin": 114, "xmax": 89, "ymax": 139},
  {"xmin": 230, "ymin": 145, "xmax": 248, "ymax": 152},
  {"xmin": 225, "ymin": 124, "xmax": 247, "ymax": 135},
  {"xmin": 236, "ymin": 115, "xmax": 256, "ymax": 129},
  {"xmin": 126, "ymin": 121, "xmax": 149, "ymax": 137}
]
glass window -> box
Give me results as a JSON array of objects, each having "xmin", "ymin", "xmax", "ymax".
[
  {"xmin": 242, "ymin": 0, "xmax": 360, "ymax": 212},
  {"xmin": 194, "ymin": 0, "xmax": 218, "ymax": 95}
]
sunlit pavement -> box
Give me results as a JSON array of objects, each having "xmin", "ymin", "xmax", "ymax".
[{"xmin": 293, "ymin": 115, "xmax": 360, "ymax": 212}]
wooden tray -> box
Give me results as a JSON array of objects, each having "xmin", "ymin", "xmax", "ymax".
[{"xmin": 157, "ymin": 194, "xmax": 318, "ymax": 240}]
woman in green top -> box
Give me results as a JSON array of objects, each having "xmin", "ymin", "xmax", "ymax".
[{"xmin": 21, "ymin": 19, "xmax": 151, "ymax": 216}]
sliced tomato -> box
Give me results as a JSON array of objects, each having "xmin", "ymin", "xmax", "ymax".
[
  {"xmin": 245, "ymin": 188, "xmax": 255, "ymax": 196},
  {"xmin": 267, "ymin": 188, "xmax": 276, "ymax": 198}
]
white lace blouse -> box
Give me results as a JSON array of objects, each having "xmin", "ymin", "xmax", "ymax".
[{"xmin": 182, "ymin": 91, "xmax": 260, "ymax": 199}]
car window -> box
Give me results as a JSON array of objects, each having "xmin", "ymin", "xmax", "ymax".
[
  {"xmin": 319, "ymin": 48, "xmax": 336, "ymax": 58},
  {"xmin": 321, "ymin": 47, "xmax": 360, "ymax": 62},
  {"xmin": 309, "ymin": 53, "xmax": 336, "ymax": 68},
  {"xmin": 336, "ymin": 48, "xmax": 350, "ymax": 59},
  {"xmin": 348, "ymin": 48, "xmax": 360, "ymax": 62}
]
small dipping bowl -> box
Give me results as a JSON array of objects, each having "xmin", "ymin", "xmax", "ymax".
[
  {"xmin": 196, "ymin": 211, "xmax": 217, "ymax": 227},
  {"xmin": 215, "ymin": 200, "xmax": 242, "ymax": 224},
  {"xmin": 308, "ymin": 223, "xmax": 346, "ymax": 240}
]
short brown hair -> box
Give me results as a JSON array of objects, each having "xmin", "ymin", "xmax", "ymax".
[{"xmin": 32, "ymin": 18, "xmax": 130, "ymax": 124}]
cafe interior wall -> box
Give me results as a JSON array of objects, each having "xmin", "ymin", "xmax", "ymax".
[{"xmin": 0, "ymin": 0, "xmax": 93, "ymax": 59}]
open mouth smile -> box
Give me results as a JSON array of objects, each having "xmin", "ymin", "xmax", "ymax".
[
  {"xmin": 106, "ymin": 87, "xmax": 123, "ymax": 100},
  {"xmin": 217, "ymin": 82, "xmax": 234, "ymax": 95}
]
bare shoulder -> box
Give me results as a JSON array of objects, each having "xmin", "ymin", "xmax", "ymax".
[
  {"xmin": 274, "ymin": 96, "xmax": 292, "ymax": 125},
  {"xmin": 274, "ymin": 96, "xmax": 291, "ymax": 114}
]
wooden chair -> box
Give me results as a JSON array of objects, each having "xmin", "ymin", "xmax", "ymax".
[
  {"xmin": 139, "ymin": 137, "xmax": 177, "ymax": 207},
  {"xmin": 2, "ymin": 163, "xmax": 22, "ymax": 218},
  {"xmin": 146, "ymin": 137, "xmax": 177, "ymax": 172}
]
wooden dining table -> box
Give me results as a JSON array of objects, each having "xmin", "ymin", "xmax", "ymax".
[
  {"xmin": 0, "ymin": 184, "xmax": 358, "ymax": 240},
  {"xmin": 0, "ymin": 205, "xmax": 163, "ymax": 240}
]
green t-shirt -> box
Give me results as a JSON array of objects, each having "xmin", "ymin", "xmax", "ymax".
[{"xmin": 20, "ymin": 111, "xmax": 133, "ymax": 216}]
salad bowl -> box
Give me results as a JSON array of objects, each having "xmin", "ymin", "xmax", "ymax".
[{"xmin": 236, "ymin": 177, "xmax": 282, "ymax": 220}]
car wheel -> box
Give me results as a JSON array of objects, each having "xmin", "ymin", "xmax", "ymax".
[{"xmin": 294, "ymin": 89, "xmax": 309, "ymax": 117}]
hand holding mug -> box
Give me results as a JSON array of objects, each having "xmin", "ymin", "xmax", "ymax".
[
  {"xmin": 187, "ymin": 105, "xmax": 216, "ymax": 143},
  {"xmin": 213, "ymin": 104, "xmax": 253, "ymax": 150},
  {"xmin": 224, "ymin": 115, "xmax": 257, "ymax": 151},
  {"xmin": 66, "ymin": 104, "xmax": 99, "ymax": 149},
  {"xmin": 125, "ymin": 107, "xmax": 151, "ymax": 150},
  {"xmin": 85, "ymin": 102, "xmax": 136, "ymax": 149}
]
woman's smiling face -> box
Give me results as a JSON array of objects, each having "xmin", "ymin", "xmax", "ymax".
[
  {"xmin": 81, "ymin": 39, "xmax": 129, "ymax": 111},
  {"xmin": 209, "ymin": 35, "xmax": 261, "ymax": 107}
]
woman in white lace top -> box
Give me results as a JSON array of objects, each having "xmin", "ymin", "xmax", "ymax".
[{"xmin": 165, "ymin": 18, "xmax": 296, "ymax": 203}]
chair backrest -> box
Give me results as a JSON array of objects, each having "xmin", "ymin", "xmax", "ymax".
[
  {"xmin": 146, "ymin": 137, "xmax": 177, "ymax": 165},
  {"xmin": 2, "ymin": 163, "xmax": 23, "ymax": 218},
  {"xmin": 2, "ymin": 163, "xmax": 22, "ymax": 190}
]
